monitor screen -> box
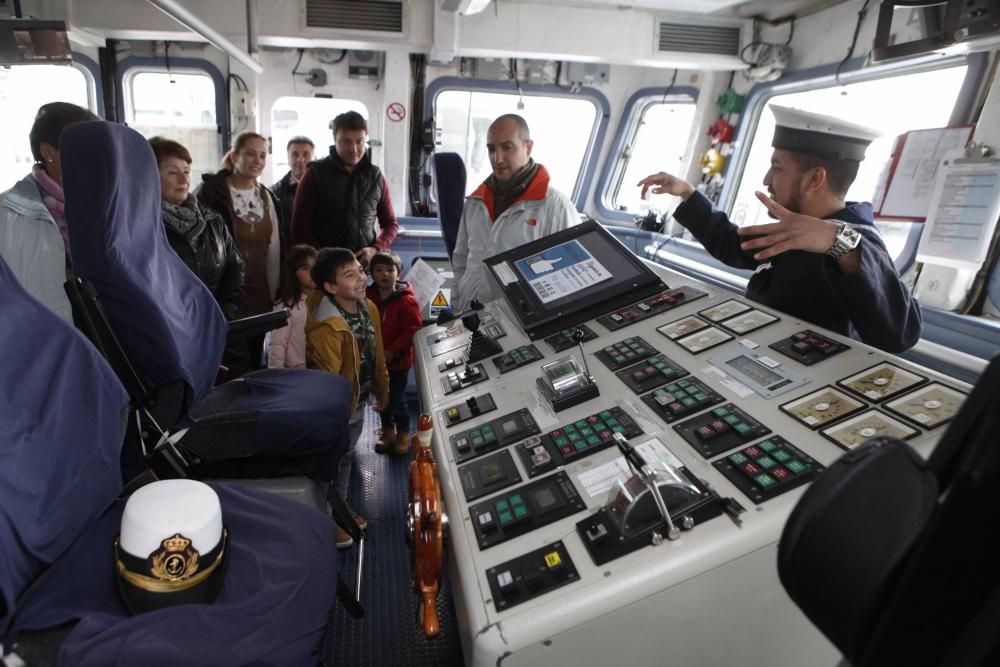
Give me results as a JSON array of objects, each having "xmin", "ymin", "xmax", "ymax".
[
  {"xmin": 0, "ymin": 20, "xmax": 72, "ymax": 66},
  {"xmin": 485, "ymin": 220, "xmax": 664, "ymax": 339}
]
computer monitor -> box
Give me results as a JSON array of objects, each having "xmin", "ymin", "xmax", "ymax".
[
  {"xmin": 0, "ymin": 20, "xmax": 72, "ymax": 66},
  {"xmin": 485, "ymin": 220, "xmax": 665, "ymax": 340}
]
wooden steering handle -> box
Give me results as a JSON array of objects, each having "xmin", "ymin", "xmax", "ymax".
[{"xmin": 408, "ymin": 414, "xmax": 443, "ymax": 638}]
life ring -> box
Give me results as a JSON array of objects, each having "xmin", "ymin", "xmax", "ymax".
[{"xmin": 408, "ymin": 414, "xmax": 443, "ymax": 638}]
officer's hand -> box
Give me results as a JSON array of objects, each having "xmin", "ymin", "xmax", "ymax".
[
  {"xmin": 737, "ymin": 192, "xmax": 841, "ymax": 260},
  {"xmin": 355, "ymin": 246, "xmax": 377, "ymax": 266},
  {"xmin": 374, "ymin": 397, "xmax": 388, "ymax": 412},
  {"xmin": 636, "ymin": 172, "xmax": 696, "ymax": 201}
]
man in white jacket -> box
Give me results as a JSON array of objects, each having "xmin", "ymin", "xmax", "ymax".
[{"xmin": 451, "ymin": 114, "xmax": 578, "ymax": 311}]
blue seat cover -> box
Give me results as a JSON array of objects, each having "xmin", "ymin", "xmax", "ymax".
[
  {"xmin": 0, "ymin": 255, "xmax": 126, "ymax": 641},
  {"xmin": 61, "ymin": 121, "xmax": 227, "ymax": 413},
  {"xmin": 433, "ymin": 152, "xmax": 467, "ymax": 260}
]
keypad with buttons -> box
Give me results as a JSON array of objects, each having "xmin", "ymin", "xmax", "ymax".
[
  {"xmin": 674, "ymin": 404, "xmax": 772, "ymax": 459},
  {"xmin": 469, "ymin": 472, "xmax": 586, "ymax": 549},
  {"xmin": 596, "ymin": 286, "xmax": 708, "ymax": 332},
  {"xmin": 486, "ymin": 541, "xmax": 579, "ymax": 611},
  {"xmin": 441, "ymin": 363, "xmax": 489, "ymax": 395},
  {"xmin": 616, "ymin": 353, "xmax": 689, "ymax": 394},
  {"xmin": 595, "ymin": 336, "xmax": 659, "ymax": 371},
  {"xmin": 712, "ymin": 436, "xmax": 823, "ymax": 504},
  {"xmin": 450, "ymin": 409, "xmax": 539, "ymax": 464},
  {"xmin": 515, "ymin": 407, "xmax": 643, "ymax": 477},
  {"xmin": 492, "ymin": 344, "xmax": 544, "ymax": 374},
  {"xmin": 770, "ymin": 330, "xmax": 849, "ymax": 366},
  {"xmin": 641, "ymin": 377, "xmax": 724, "ymax": 423}
]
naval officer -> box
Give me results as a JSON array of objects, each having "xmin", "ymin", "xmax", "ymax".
[{"xmin": 638, "ymin": 105, "xmax": 921, "ymax": 353}]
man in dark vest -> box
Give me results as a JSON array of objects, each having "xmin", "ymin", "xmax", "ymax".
[
  {"xmin": 290, "ymin": 111, "xmax": 398, "ymax": 266},
  {"xmin": 271, "ymin": 135, "xmax": 314, "ymax": 241}
]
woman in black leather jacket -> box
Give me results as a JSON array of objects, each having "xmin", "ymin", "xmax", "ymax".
[{"xmin": 150, "ymin": 136, "xmax": 245, "ymax": 320}]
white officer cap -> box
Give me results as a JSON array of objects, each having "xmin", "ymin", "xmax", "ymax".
[
  {"xmin": 770, "ymin": 105, "xmax": 881, "ymax": 162},
  {"xmin": 115, "ymin": 479, "xmax": 229, "ymax": 614}
]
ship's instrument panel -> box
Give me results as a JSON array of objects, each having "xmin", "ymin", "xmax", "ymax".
[{"xmin": 412, "ymin": 222, "xmax": 967, "ymax": 667}]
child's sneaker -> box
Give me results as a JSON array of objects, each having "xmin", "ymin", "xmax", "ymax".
[
  {"xmin": 392, "ymin": 431, "xmax": 411, "ymax": 456},
  {"xmin": 374, "ymin": 426, "xmax": 396, "ymax": 454},
  {"xmin": 335, "ymin": 525, "xmax": 354, "ymax": 549}
]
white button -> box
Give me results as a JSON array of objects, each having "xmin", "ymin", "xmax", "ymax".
[
  {"xmin": 815, "ymin": 402, "xmax": 830, "ymax": 411},
  {"xmin": 874, "ymin": 377, "xmax": 889, "ymax": 386},
  {"xmin": 739, "ymin": 338, "xmax": 759, "ymax": 349},
  {"xmin": 497, "ymin": 570, "xmax": 514, "ymax": 589},
  {"xmin": 757, "ymin": 356, "xmax": 781, "ymax": 368},
  {"xmin": 924, "ymin": 399, "xmax": 941, "ymax": 409},
  {"xmin": 860, "ymin": 427, "xmax": 877, "ymax": 437}
]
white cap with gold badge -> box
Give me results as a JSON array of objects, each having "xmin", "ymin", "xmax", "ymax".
[
  {"xmin": 115, "ymin": 479, "xmax": 229, "ymax": 614},
  {"xmin": 770, "ymin": 105, "xmax": 882, "ymax": 162}
]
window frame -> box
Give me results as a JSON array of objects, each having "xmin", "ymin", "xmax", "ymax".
[
  {"xmin": 594, "ymin": 86, "xmax": 699, "ymax": 224},
  {"xmin": 424, "ymin": 76, "xmax": 611, "ymax": 210},
  {"xmin": 117, "ymin": 56, "xmax": 227, "ymax": 151}
]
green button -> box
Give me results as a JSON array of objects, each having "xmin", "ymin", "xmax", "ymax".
[
  {"xmin": 758, "ymin": 439, "xmax": 777, "ymax": 452},
  {"xmin": 599, "ymin": 410, "xmax": 613, "ymax": 420},
  {"xmin": 677, "ymin": 379, "xmax": 691, "ymax": 388},
  {"xmin": 575, "ymin": 441, "xmax": 587, "ymax": 451},
  {"xmin": 483, "ymin": 431, "xmax": 496, "ymax": 442},
  {"xmin": 495, "ymin": 499, "xmax": 510, "ymax": 512},
  {"xmin": 586, "ymin": 435, "xmax": 601, "ymax": 446},
  {"xmin": 498, "ymin": 510, "xmax": 514, "ymax": 524},
  {"xmin": 603, "ymin": 346, "xmax": 615, "ymax": 354},
  {"xmin": 772, "ymin": 450, "xmax": 792, "ymax": 462},
  {"xmin": 568, "ymin": 432, "xmax": 583, "ymax": 442},
  {"xmin": 579, "ymin": 426, "xmax": 594, "ymax": 437},
  {"xmin": 757, "ymin": 455, "xmax": 777, "ymax": 469},
  {"xmin": 733, "ymin": 423, "xmax": 752, "ymax": 435},
  {"xmin": 509, "ymin": 494, "xmax": 524, "ymax": 506},
  {"xmin": 723, "ymin": 414, "xmax": 741, "ymax": 426},
  {"xmin": 611, "ymin": 425, "xmax": 626, "ymax": 434},
  {"xmin": 786, "ymin": 460, "xmax": 808, "ymax": 474},
  {"xmin": 554, "ymin": 436, "xmax": 569, "ymax": 447},
  {"xmin": 575, "ymin": 420, "xmax": 588, "ymax": 430},
  {"xmin": 635, "ymin": 347, "xmax": 648, "ymax": 355},
  {"xmin": 729, "ymin": 451, "xmax": 749, "ymax": 465},
  {"xmin": 482, "ymin": 425, "xmax": 494, "ymax": 435},
  {"xmin": 513, "ymin": 505, "xmax": 529, "ymax": 519},
  {"xmin": 713, "ymin": 407, "xmax": 729, "ymax": 417},
  {"xmin": 681, "ymin": 397, "xmax": 696, "ymax": 407},
  {"xmin": 564, "ymin": 423, "xmax": 577, "ymax": 433},
  {"xmin": 753, "ymin": 473, "xmax": 777, "ymax": 488},
  {"xmin": 694, "ymin": 392, "xmax": 709, "ymax": 402},
  {"xmin": 605, "ymin": 417, "xmax": 620, "ymax": 428},
  {"xmin": 614, "ymin": 355, "xmax": 625, "ymax": 364},
  {"xmin": 471, "ymin": 434, "xmax": 484, "ymax": 445},
  {"xmin": 686, "ymin": 386, "xmax": 700, "ymax": 395}
]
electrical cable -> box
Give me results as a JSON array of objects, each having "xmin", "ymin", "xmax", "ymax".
[
  {"xmin": 835, "ymin": 0, "xmax": 873, "ymax": 87},
  {"xmin": 661, "ymin": 68, "xmax": 679, "ymax": 104}
]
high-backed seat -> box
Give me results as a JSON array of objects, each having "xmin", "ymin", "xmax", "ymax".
[
  {"xmin": 0, "ymin": 255, "xmax": 341, "ymax": 666},
  {"xmin": 60, "ymin": 121, "xmax": 351, "ymax": 503},
  {"xmin": 433, "ymin": 151, "xmax": 467, "ymax": 260}
]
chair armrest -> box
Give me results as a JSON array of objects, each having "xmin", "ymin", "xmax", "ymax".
[{"xmin": 227, "ymin": 310, "xmax": 290, "ymax": 342}]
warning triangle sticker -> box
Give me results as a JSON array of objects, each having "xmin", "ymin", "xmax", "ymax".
[{"xmin": 431, "ymin": 291, "xmax": 449, "ymax": 307}]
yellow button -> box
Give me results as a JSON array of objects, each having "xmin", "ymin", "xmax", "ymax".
[{"xmin": 544, "ymin": 551, "xmax": 562, "ymax": 569}]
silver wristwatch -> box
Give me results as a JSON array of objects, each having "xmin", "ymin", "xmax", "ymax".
[{"xmin": 826, "ymin": 221, "xmax": 862, "ymax": 259}]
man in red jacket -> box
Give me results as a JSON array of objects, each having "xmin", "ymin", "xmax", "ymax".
[{"xmin": 366, "ymin": 251, "xmax": 424, "ymax": 455}]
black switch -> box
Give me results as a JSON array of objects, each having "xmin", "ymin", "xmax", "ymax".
[{"xmin": 467, "ymin": 395, "xmax": 480, "ymax": 415}]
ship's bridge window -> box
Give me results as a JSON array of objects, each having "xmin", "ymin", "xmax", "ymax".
[
  {"xmin": 724, "ymin": 62, "xmax": 970, "ymax": 261},
  {"xmin": 269, "ymin": 96, "xmax": 368, "ymax": 184},
  {"xmin": 602, "ymin": 91, "xmax": 698, "ymax": 218},
  {"xmin": 433, "ymin": 87, "xmax": 602, "ymax": 205},
  {"xmin": 0, "ymin": 62, "xmax": 95, "ymax": 191},
  {"xmin": 124, "ymin": 69, "xmax": 220, "ymax": 179}
]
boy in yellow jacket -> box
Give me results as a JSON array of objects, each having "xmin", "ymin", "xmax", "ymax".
[{"xmin": 306, "ymin": 247, "xmax": 389, "ymax": 548}]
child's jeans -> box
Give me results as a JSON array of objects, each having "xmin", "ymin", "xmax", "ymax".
[
  {"xmin": 335, "ymin": 400, "xmax": 367, "ymax": 500},
  {"xmin": 380, "ymin": 369, "xmax": 411, "ymax": 433}
]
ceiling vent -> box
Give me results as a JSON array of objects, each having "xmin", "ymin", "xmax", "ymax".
[
  {"xmin": 656, "ymin": 21, "xmax": 741, "ymax": 56},
  {"xmin": 306, "ymin": 0, "xmax": 403, "ymax": 33}
]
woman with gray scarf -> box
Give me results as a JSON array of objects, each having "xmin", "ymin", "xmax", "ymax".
[{"xmin": 150, "ymin": 137, "xmax": 245, "ymax": 320}]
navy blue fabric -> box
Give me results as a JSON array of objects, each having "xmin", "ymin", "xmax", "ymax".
[
  {"xmin": 61, "ymin": 121, "xmax": 227, "ymax": 412},
  {"xmin": 11, "ymin": 484, "xmax": 338, "ymax": 666},
  {"xmin": 227, "ymin": 369, "xmax": 353, "ymax": 480},
  {"xmin": 433, "ymin": 152, "xmax": 467, "ymax": 260},
  {"xmin": 0, "ymin": 255, "xmax": 126, "ymax": 642},
  {"xmin": 673, "ymin": 192, "xmax": 923, "ymax": 353}
]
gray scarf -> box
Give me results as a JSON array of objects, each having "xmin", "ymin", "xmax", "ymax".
[{"xmin": 161, "ymin": 194, "xmax": 207, "ymax": 242}]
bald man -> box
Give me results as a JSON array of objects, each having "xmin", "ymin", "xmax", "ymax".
[{"xmin": 451, "ymin": 114, "xmax": 578, "ymax": 311}]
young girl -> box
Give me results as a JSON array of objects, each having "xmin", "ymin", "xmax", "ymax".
[
  {"xmin": 268, "ymin": 244, "xmax": 317, "ymax": 369},
  {"xmin": 365, "ymin": 251, "xmax": 424, "ymax": 455}
]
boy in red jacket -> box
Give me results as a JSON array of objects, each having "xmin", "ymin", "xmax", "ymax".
[{"xmin": 366, "ymin": 251, "xmax": 424, "ymax": 455}]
